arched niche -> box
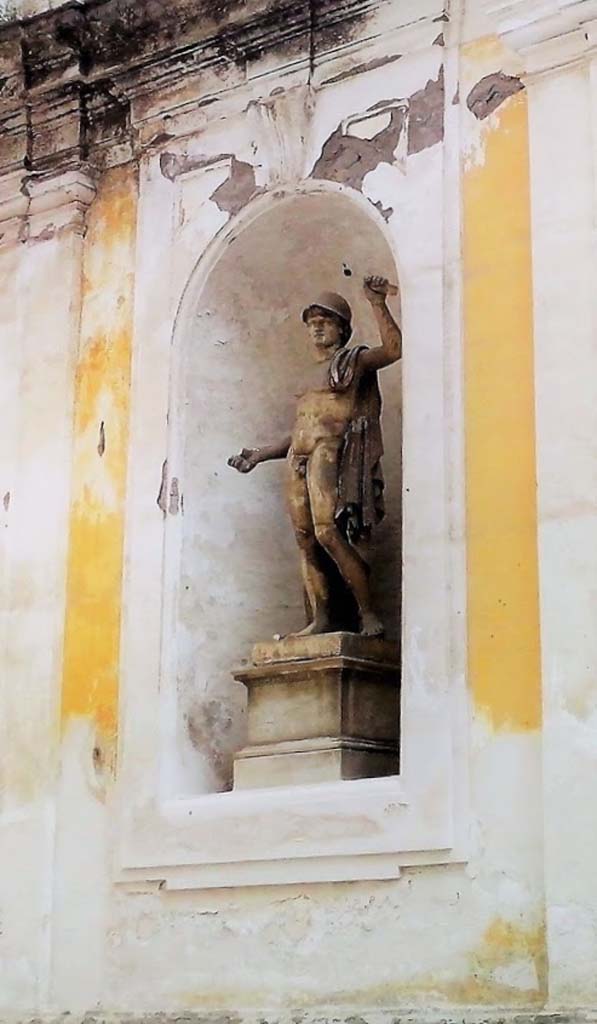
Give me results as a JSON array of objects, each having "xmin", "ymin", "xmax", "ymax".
[{"xmin": 173, "ymin": 185, "xmax": 402, "ymax": 793}]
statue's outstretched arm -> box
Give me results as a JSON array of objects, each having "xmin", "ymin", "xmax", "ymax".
[
  {"xmin": 359, "ymin": 275, "xmax": 402, "ymax": 372},
  {"xmin": 228, "ymin": 436, "xmax": 291, "ymax": 474}
]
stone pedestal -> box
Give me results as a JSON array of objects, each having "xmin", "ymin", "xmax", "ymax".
[{"xmin": 233, "ymin": 632, "xmax": 400, "ymax": 789}]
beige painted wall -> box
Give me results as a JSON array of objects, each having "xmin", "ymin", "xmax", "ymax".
[{"xmin": 1, "ymin": 0, "xmax": 596, "ymax": 1018}]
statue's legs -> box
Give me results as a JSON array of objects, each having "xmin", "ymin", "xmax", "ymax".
[
  {"xmin": 286, "ymin": 453, "xmax": 332, "ymax": 634},
  {"xmin": 307, "ymin": 440, "xmax": 384, "ymax": 638}
]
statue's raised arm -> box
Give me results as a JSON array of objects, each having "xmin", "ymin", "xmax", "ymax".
[{"xmin": 358, "ymin": 275, "xmax": 402, "ymax": 373}]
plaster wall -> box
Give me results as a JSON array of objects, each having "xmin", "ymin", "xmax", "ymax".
[
  {"xmin": 0, "ymin": 222, "xmax": 85, "ymax": 1009},
  {"xmin": 0, "ymin": 0, "xmax": 596, "ymax": 1020},
  {"xmin": 528, "ymin": 61, "xmax": 597, "ymax": 1006}
]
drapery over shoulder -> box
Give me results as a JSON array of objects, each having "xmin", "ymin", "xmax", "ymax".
[{"xmin": 328, "ymin": 345, "xmax": 385, "ymax": 544}]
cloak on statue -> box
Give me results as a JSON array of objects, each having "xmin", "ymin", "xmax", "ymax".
[{"xmin": 328, "ymin": 345, "xmax": 385, "ymax": 544}]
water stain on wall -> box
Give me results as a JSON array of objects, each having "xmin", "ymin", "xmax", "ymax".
[{"xmin": 60, "ymin": 163, "xmax": 138, "ymax": 773}]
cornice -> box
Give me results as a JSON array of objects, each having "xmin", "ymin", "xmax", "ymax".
[
  {"xmin": 487, "ymin": 0, "xmax": 597, "ymax": 75},
  {"xmin": 0, "ymin": 0, "xmax": 398, "ymax": 103},
  {"xmin": 0, "ymin": 0, "xmax": 444, "ymax": 180}
]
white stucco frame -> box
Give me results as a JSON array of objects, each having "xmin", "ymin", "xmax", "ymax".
[{"xmin": 115, "ymin": 40, "xmax": 469, "ymax": 890}]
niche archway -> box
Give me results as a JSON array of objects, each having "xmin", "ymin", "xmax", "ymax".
[{"xmin": 174, "ymin": 185, "xmax": 402, "ymax": 793}]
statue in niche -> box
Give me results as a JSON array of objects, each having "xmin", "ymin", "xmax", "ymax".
[{"xmin": 228, "ymin": 275, "xmax": 401, "ymax": 638}]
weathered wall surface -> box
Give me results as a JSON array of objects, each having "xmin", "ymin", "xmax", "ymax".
[{"xmin": 1, "ymin": 0, "xmax": 597, "ymax": 1020}]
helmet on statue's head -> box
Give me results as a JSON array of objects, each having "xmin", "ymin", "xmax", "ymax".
[{"xmin": 301, "ymin": 292, "xmax": 352, "ymax": 336}]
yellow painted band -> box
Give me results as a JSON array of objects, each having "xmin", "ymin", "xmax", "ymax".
[{"xmin": 463, "ymin": 88, "xmax": 542, "ymax": 731}]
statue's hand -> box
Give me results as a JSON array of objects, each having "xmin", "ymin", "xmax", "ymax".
[
  {"xmin": 227, "ymin": 447, "xmax": 260, "ymax": 473},
  {"xmin": 364, "ymin": 274, "xmax": 393, "ymax": 305}
]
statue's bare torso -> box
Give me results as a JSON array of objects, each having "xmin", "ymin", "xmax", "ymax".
[{"xmin": 291, "ymin": 376, "xmax": 359, "ymax": 455}]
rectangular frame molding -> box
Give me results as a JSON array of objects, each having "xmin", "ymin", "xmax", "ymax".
[{"xmin": 115, "ymin": 11, "xmax": 468, "ymax": 892}]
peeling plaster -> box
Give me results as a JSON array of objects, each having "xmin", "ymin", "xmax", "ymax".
[
  {"xmin": 160, "ymin": 149, "xmax": 261, "ymax": 217},
  {"xmin": 210, "ymin": 156, "xmax": 261, "ymax": 217},
  {"xmin": 373, "ymin": 199, "xmax": 393, "ymax": 222},
  {"xmin": 408, "ymin": 67, "xmax": 445, "ymax": 156},
  {"xmin": 157, "ymin": 458, "xmax": 168, "ymax": 515},
  {"xmin": 312, "ymin": 67, "xmax": 446, "ymax": 187},
  {"xmin": 321, "ymin": 52, "xmax": 402, "ymax": 87},
  {"xmin": 159, "ymin": 151, "xmax": 230, "ymax": 181},
  {"xmin": 33, "ymin": 223, "xmax": 56, "ymax": 241},
  {"xmin": 311, "ymin": 101, "xmax": 406, "ymax": 191},
  {"xmin": 467, "ymin": 72, "xmax": 524, "ymax": 121},
  {"xmin": 169, "ymin": 476, "xmax": 180, "ymax": 515}
]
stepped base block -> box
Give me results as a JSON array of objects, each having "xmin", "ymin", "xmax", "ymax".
[
  {"xmin": 233, "ymin": 632, "xmax": 400, "ymax": 790},
  {"xmin": 234, "ymin": 738, "xmax": 398, "ymax": 789}
]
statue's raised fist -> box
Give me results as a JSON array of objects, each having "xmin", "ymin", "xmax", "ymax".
[{"xmin": 363, "ymin": 275, "xmax": 398, "ymax": 305}]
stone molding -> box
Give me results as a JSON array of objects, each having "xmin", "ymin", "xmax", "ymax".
[
  {"xmin": 247, "ymin": 83, "xmax": 316, "ymax": 187},
  {"xmin": 487, "ymin": 0, "xmax": 597, "ymax": 75},
  {"xmin": 0, "ymin": 165, "xmax": 96, "ymax": 245},
  {"xmin": 2, "ymin": 1011, "xmax": 597, "ymax": 1024}
]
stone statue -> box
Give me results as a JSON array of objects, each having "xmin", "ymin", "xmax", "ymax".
[{"xmin": 228, "ymin": 275, "xmax": 402, "ymax": 638}]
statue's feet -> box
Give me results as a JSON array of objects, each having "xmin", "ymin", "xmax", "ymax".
[
  {"xmin": 289, "ymin": 617, "xmax": 331, "ymax": 638},
  {"xmin": 359, "ymin": 612, "xmax": 385, "ymax": 638}
]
